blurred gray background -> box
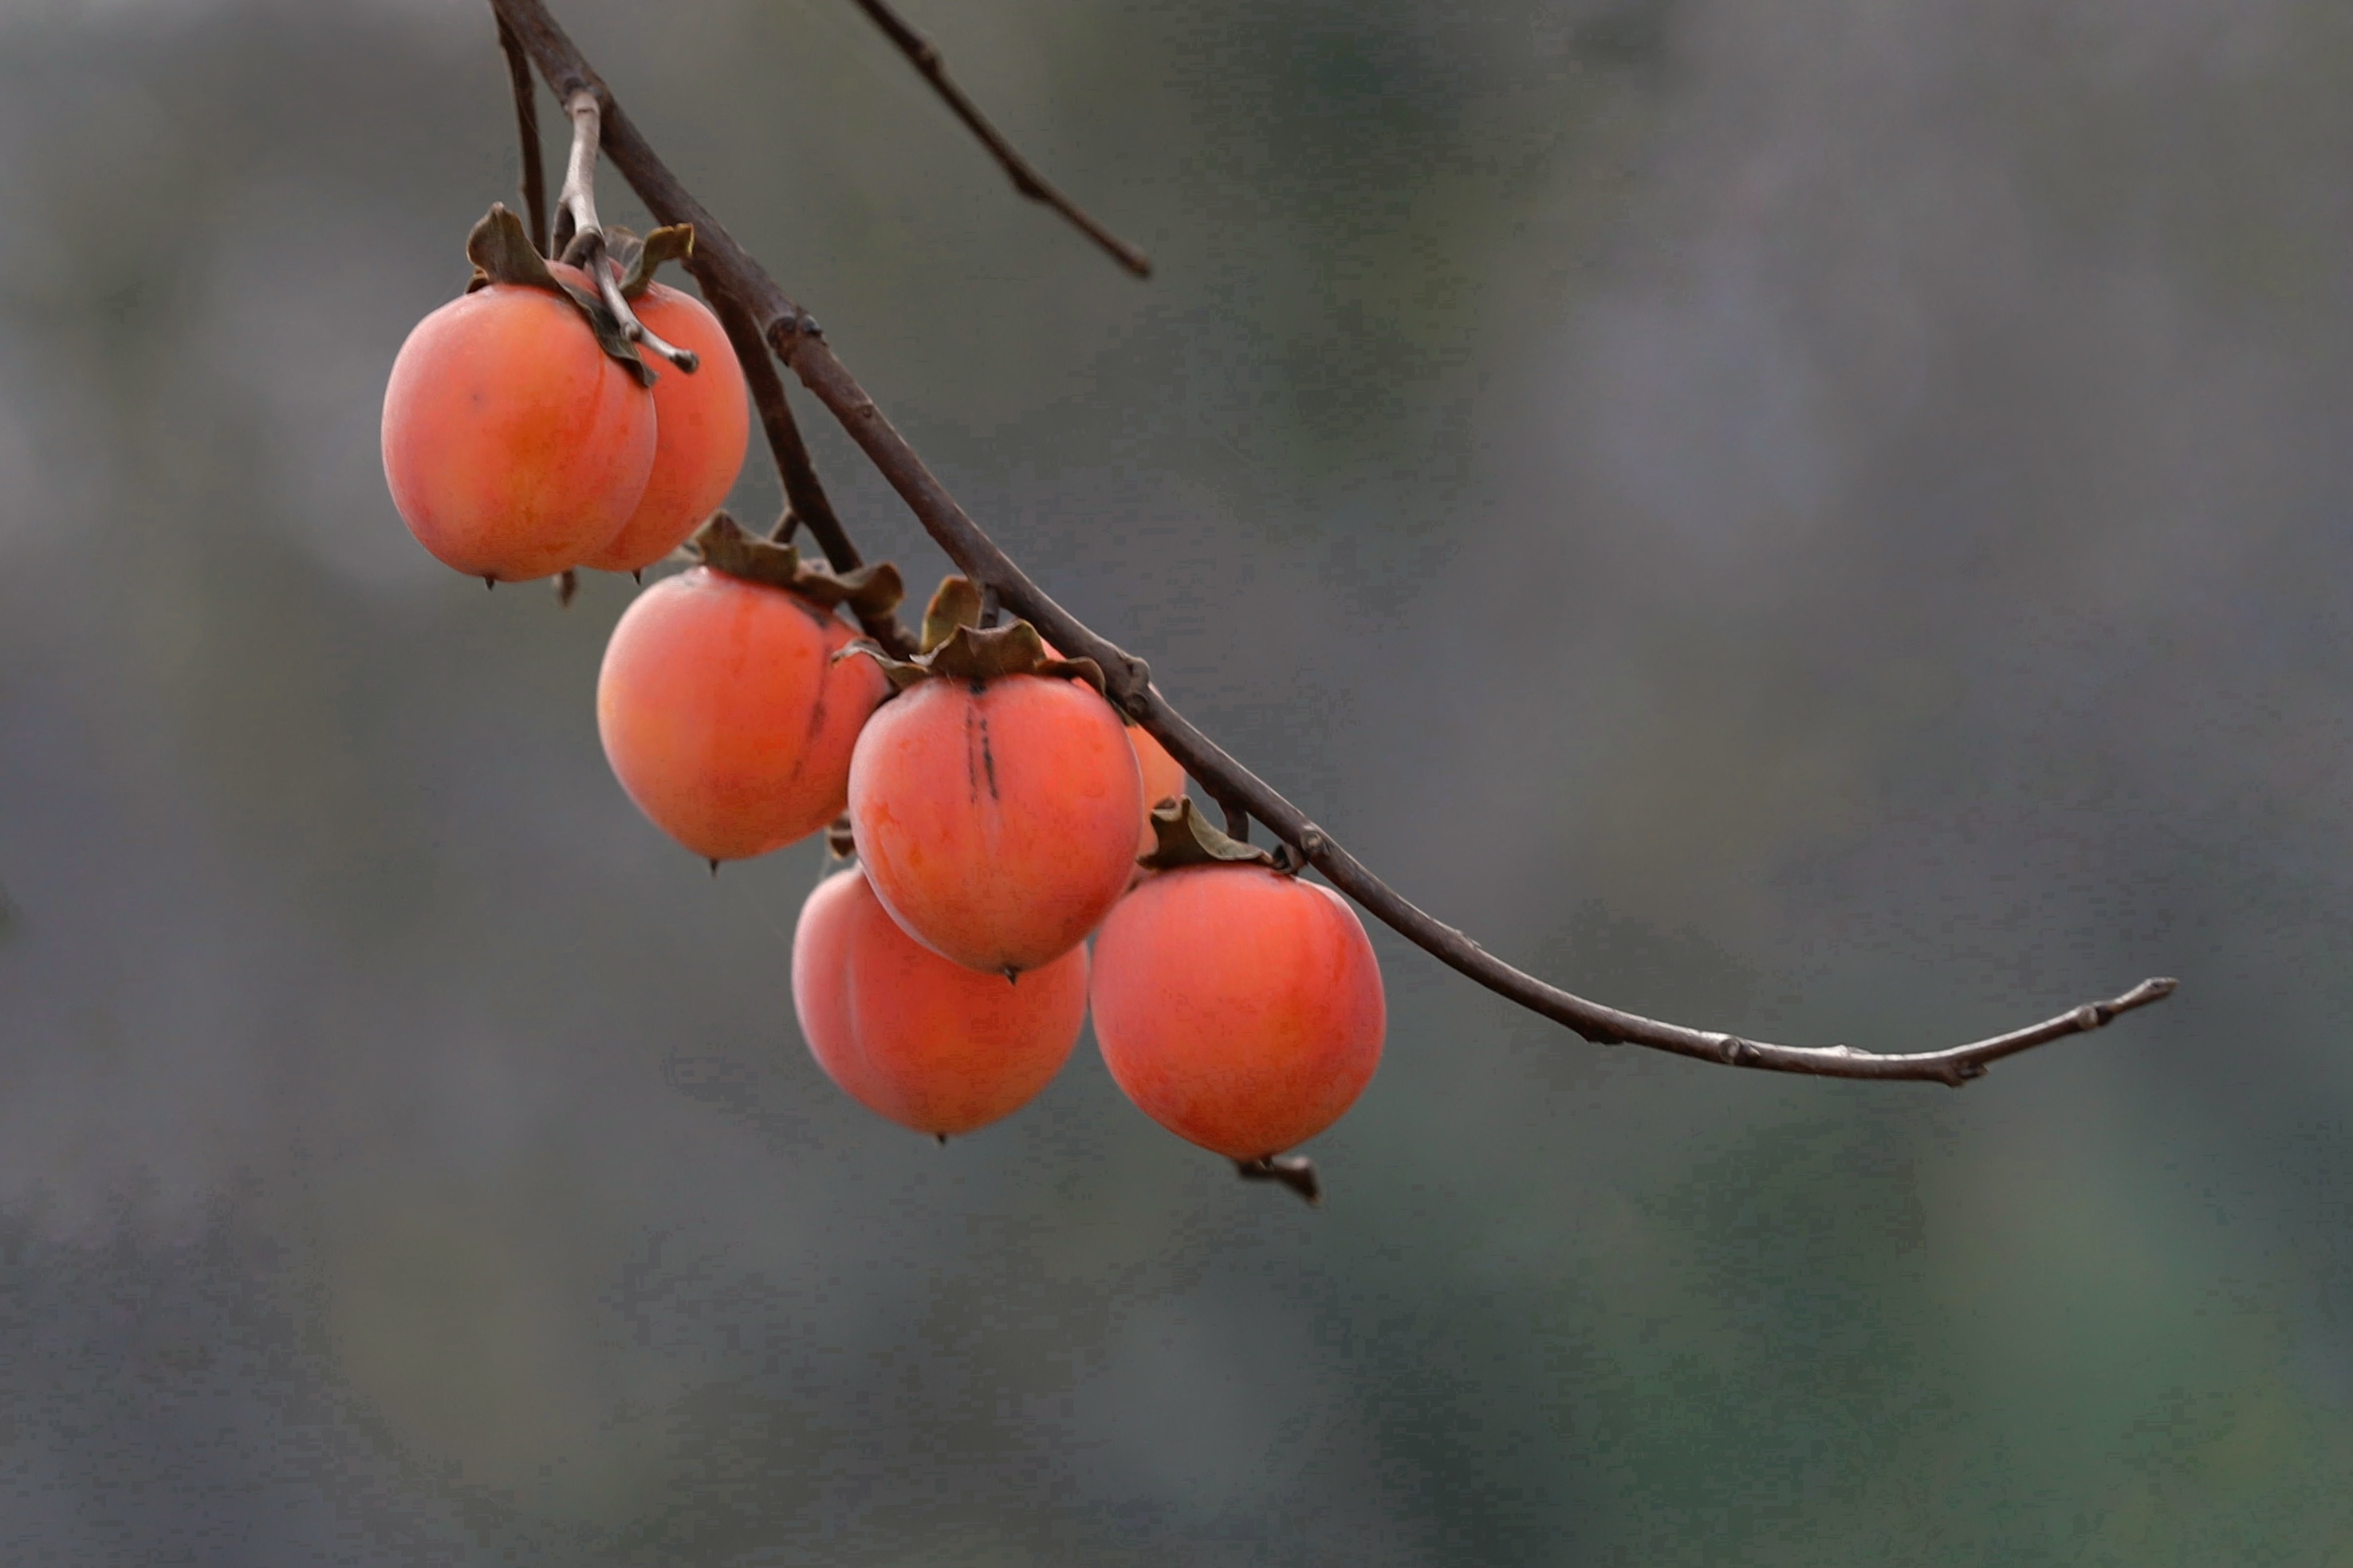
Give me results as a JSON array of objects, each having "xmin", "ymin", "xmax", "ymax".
[{"xmin": 2, "ymin": 0, "xmax": 2348, "ymax": 1561}]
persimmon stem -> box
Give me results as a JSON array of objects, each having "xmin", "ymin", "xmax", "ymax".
[
  {"xmin": 550, "ymin": 88, "xmax": 600, "ymax": 254},
  {"xmin": 551, "ymin": 90, "xmax": 698, "ymax": 374},
  {"xmin": 486, "ymin": 0, "xmax": 2178, "ymax": 1086}
]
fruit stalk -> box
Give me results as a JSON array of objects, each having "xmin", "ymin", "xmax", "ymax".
[
  {"xmin": 548, "ymin": 88, "xmax": 697, "ymax": 374},
  {"xmin": 486, "ymin": 0, "xmax": 2178, "ymax": 1086}
]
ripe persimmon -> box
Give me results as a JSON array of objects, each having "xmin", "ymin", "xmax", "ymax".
[
  {"xmin": 848, "ymin": 647, "xmax": 1142, "ymax": 977},
  {"xmin": 597, "ymin": 556, "xmax": 889, "ymax": 863},
  {"xmin": 382, "ymin": 261, "xmax": 655, "ymax": 582},
  {"xmin": 793, "ymin": 867, "xmax": 1088, "ymax": 1137},
  {"xmin": 579, "ymin": 280, "xmax": 749, "ymax": 575},
  {"xmin": 1091, "ymin": 860, "xmax": 1385, "ymax": 1161}
]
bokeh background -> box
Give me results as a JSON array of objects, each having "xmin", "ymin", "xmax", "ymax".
[{"xmin": 3, "ymin": 0, "xmax": 2350, "ymax": 1560}]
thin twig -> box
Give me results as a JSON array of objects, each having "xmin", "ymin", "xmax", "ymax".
[
  {"xmin": 488, "ymin": 0, "xmax": 2178, "ymax": 1085},
  {"xmin": 494, "ymin": 15, "xmax": 549, "ymax": 254},
  {"xmin": 844, "ymin": 0, "xmax": 1151, "ymax": 278}
]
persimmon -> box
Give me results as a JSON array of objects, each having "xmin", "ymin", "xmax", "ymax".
[
  {"xmin": 793, "ymin": 867, "xmax": 1088, "ymax": 1137},
  {"xmin": 846, "ymin": 624, "xmax": 1142, "ymax": 977},
  {"xmin": 578, "ymin": 280, "xmax": 750, "ymax": 575},
  {"xmin": 1091, "ymin": 843, "xmax": 1385, "ymax": 1161},
  {"xmin": 382, "ymin": 259, "xmax": 655, "ymax": 582},
  {"xmin": 597, "ymin": 529, "xmax": 891, "ymax": 863}
]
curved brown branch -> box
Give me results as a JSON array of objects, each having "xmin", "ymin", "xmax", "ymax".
[
  {"xmin": 487, "ymin": 0, "xmax": 2177, "ymax": 1084},
  {"xmin": 845, "ymin": 0, "xmax": 1151, "ymax": 278}
]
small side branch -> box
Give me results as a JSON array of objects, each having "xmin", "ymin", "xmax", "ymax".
[
  {"xmin": 487, "ymin": 0, "xmax": 2179, "ymax": 1086},
  {"xmin": 495, "ymin": 15, "xmax": 549, "ymax": 253},
  {"xmin": 844, "ymin": 0, "xmax": 1151, "ymax": 278}
]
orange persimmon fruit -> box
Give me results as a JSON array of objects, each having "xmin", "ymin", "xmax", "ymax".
[
  {"xmin": 848, "ymin": 670, "xmax": 1142, "ymax": 976},
  {"xmin": 579, "ymin": 281, "xmax": 750, "ymax": 575},
  {"xmin": 793, "ymin": 867, "xmax": 1088, "ymax": 1137},
  {"xmin": 597, "ymin": 565, "xmax": 888, "ymax": 863},
  {"xmin": 1091, "ymin": 863, "xmax": 1385, "ymax": 1161},
  {"xmin": 382, "ymin": 261, "xmax": 655, "ymax": 582}
]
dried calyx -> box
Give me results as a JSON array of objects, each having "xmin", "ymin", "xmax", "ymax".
[
  {"xmin": 464, "ymin": 203, "xmax": 655, "ymax": 387},
  {"xmin": 688, "ymin": 513, "xmax": 904, "ymax": 619},
  {"xmin": 840, "ymin": 575, "xmax": 1107, "ymax": 695},
  {"xmin": 1136, "ymin": 797, "xmax": 1302, "ymax": 874}
]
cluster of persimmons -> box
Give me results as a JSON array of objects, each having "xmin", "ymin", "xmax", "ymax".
[{"xmin": 380, "ymin": 208, "xmax": 1386, "ymax": 1173}]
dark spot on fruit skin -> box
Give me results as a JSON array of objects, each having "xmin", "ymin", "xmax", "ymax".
[
  {"xmin": 801, "ymin": 680, "xmax": 832, "ymax": 764},
  {"xmin": 977, "ymin": 708, "xmax": 999, "ymax": 802}
]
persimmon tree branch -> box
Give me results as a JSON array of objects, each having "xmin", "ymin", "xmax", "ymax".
[
  {"xmin": 487, "ymin": 0, "xmax": 2178, "ymax": 1085},
  {"xmin": 844, "ymin": 0, "xmax": 1152, "ymax": 277}
]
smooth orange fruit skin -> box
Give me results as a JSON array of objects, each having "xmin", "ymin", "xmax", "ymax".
[
  {"xmin": 1129, "ymin": 727, "xmax": 1187, "ymax": 855},
  {"xmin": 793, "ymin": 867, "xmax": 1088, "ymax": 1137},
  {"xmin": 1092, "ymin": 864, "xmax": 1385, "ymax": 1160},
  {"xmin": 848, "ymin": 674, "xmax": 1143, "ymax": 976},
  {"xmin": 580, "ymin": 282, "xmax": 750, "ymax": 574},
  {"xmin": 381, "ymin": 268, "xmax": 655, "ymax": 582},
  {"xmin": 597, "ymin": 567, "xmax": 888, "ymax": 862}
]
